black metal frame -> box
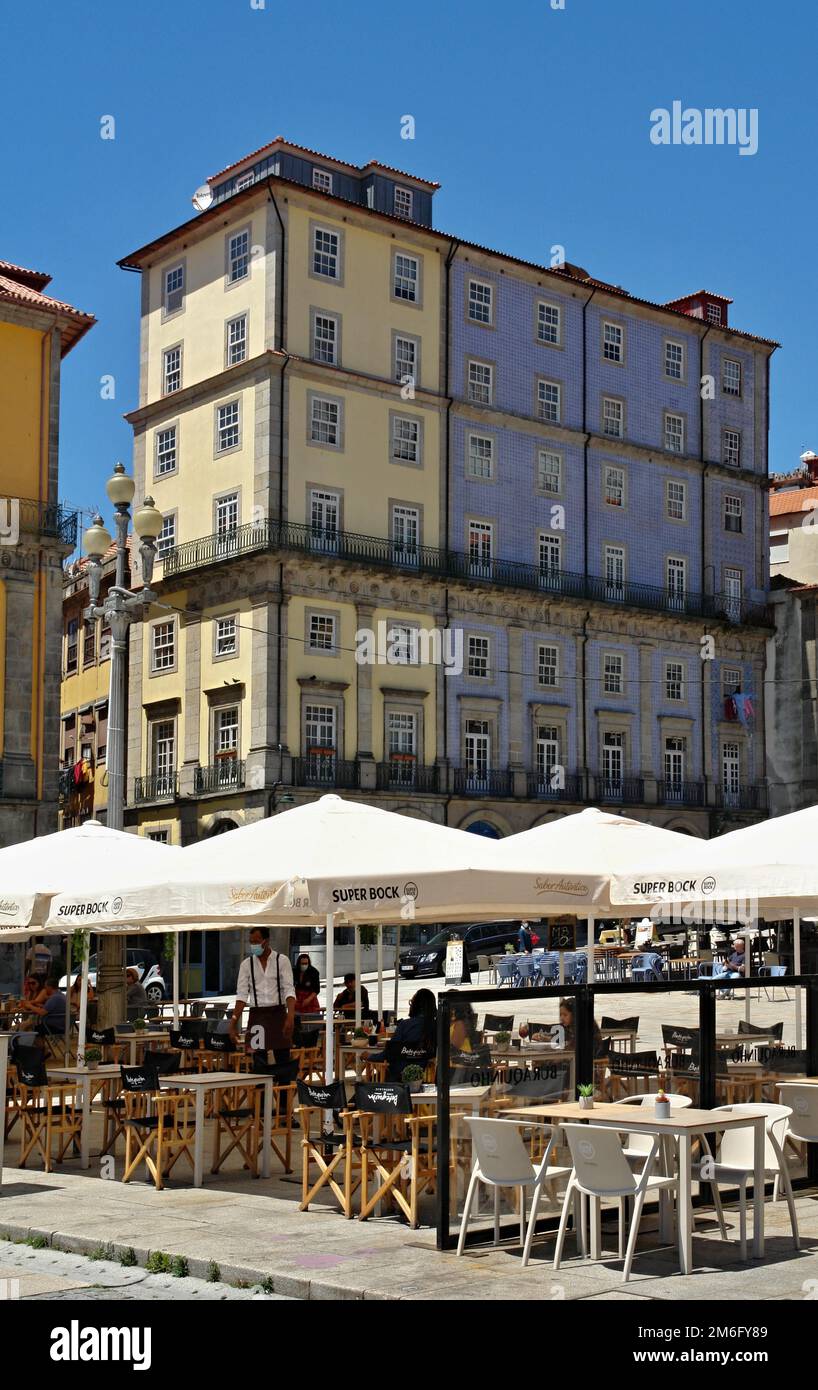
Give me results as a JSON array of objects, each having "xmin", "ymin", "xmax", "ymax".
[{"xmin": 435, "ymin": 974, "xmax": 818, "ymax": 1250}]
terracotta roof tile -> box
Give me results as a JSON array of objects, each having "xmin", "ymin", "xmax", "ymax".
[
  {"xmin": 0, "ymin": 259, "xmax": 52, "ymax": 291},
  {"xmin": 769, "ymin": 486, "xmax": 818, "ymax": 516},
  {"xmin": 0, "ymin": 271, "xmax": 95, "ymax": 356}
]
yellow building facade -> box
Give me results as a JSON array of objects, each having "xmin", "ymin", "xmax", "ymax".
[{"xmin": 0, "ymin": 260, "xmax": 93, "ymax": 847}]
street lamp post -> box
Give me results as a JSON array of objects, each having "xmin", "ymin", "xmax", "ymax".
[{"xmin": 83, "ymin": 463, "xmax": 163, "ymax": 1027}]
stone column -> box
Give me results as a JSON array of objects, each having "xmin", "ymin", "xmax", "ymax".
[
  {"xmin": 639, "ymin": 641, "xmax": 657, "ymax": 803},
  {"xmin": 246, "ymin": 585, "xmax": 285, "ymax": 790},
  {"xmin": 179, "ymin": 612, "xmax": 201, "ymax": 798}
]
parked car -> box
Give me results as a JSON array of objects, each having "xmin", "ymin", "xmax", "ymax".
[
  {"xmin": 59, "ymin": 948, "xmax": 168, "ymax": 1002},
  {"xmin": 399, "ymin": 922, "xmax": 522, "ymax": 978}
]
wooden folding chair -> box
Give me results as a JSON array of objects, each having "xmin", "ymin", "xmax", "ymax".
[
  {"xmin": 211, "ymin": 1080, "xmax": 264, "ymax": 1175},
  {"xmin": 354, "ymin": 1081, "xmax": 437, "ymax": 1228},
  {"xmin": 250, "ymin": 1057, "xmax": 299, "ymax": 1173},
  {"xmin": 13, "ymin": 1047, "xmax": 81, "ymax": 1172},
  {"xmin": 297, "ymin": 1078, "xmax": 361, "ymax": 1217},
  {"xmin": 120, "ymin": 1064, "xmax": 195, "ymax": 1190}
]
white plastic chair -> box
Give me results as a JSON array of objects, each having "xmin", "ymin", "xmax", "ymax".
[
  {"xmin": 555, "ymin": 1122, "xmax": 681, "ymax": 1282},
  {"xmin": 696, "ymin": 1103, "xmax": 799, "ymax": 1262},
  {"xmin": 777, "ymin": 1083, "xmax": 818, "ymax": 1176},
  {"xmin": 456, "ymin": 1116, "xmax": 572, "ymax": 1259},
  {"xmin": 617, "ymin": 1092, "xmax": 692, "ymax": 1163}
]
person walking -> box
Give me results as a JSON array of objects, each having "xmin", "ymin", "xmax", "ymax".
[{"xmin": 229, "ymin": 927, "xmax": 295, "ymax": 1062}]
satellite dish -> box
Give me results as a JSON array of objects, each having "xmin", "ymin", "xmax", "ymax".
[{"xmin": 192, "ymin": 184, "xmax": 213, "ymax": 212}]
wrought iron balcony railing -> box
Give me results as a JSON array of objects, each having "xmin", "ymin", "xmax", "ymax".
[
  {"xmin": 715, "ymin": 783, "xmax": 768, "ymax": 812},
  {"xmin": 452, "ymin": 768, "xmax": 514, "ymax": 797},
  {"xmin": 133, "ymin": 772, "xmax": 178, "ymax": 803},
  {"xmin": 527, "ymin": 772, "xmax": 585, "ymax": 801},
  {"xmin": 658, "ymin": 779, "xmax": 706, "ymax": 807},
  {"xmin": 375, "ymin": 760, "xmax": 441, "ymax": 793},
  {"xmin": 162, "ymin": 517, "xmax": 772, "ymax": 627},
  {"xmin": 1, "ymin": 495, "xmax": 78, "ymax": 547},
  {"xmin": 593, "ymin": 775, "xmax": 645, "ymax": 805},
  {"xmin": 195, "ymin": 759, "xmax": 246, "ymax": 794},
  {"xmin": 292, "ymin": 754, "xmax": 361, "ymax": 790}
]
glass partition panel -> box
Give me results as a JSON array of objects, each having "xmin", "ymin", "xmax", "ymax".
[{"xmin": 598, "ymin": 988, "xmax": 700, "ymax": 1108}]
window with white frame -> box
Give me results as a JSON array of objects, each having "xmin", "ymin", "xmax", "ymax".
[
  {"xmin": 312, "ymin": 312, "xmax": 338, "ymax": 365},
  {"xmin": 665, "ymin": 412, "xmax": 684, "ymax": 453},
  {"xmin": 664, "ymin": 735, "xmax": 686, "ymax": 787},
  {"xmin": 164, "ymin": 264, "xmax": 184, "ymax": 314},
  {"xmin": 722, "ymin": 741, "xmax": 741, "ymax": 803},
  {"xmin": 215, "ymin": 615, "xmax": 238, "ymax": 657},
  {"xmin": 724, "ymin": 567, "xmax": 742, "ymax": 620},
  {"xmin": 664, "ymin": 340, "xmax": 684, "ymax": 380},
  {"xmin": 604, "ymin": 543, "xmax": 625, "ymax": 592},
  {"xmin": 538, "ymin": 643, "xmax": 559, "ymax": 687},
  {"xmin": 163, "ymin": 346, "xmax": 181, "ymax": 394},
  {"xmin": 707, "ymin": 303, "xmax": 723, "ymax": 325},
  {"xmin": 308, "ymin": 612, "xmax": 336, "ymax": 652},
  {"xmin": 602, "ymin": 397, "xmax": 623, "ymax": 438},
  {"xmin": 388, "ymin": 710, "xmax": 417, "ymax": 757},
  {"xmin": 537, "ymin": 449, "xmax": 562, "ymax": 494},
  {"xmin": 394, "ymin": 186, "xmax": 413, "ymax": 219},
  {"xmin": 468, "ymin": 279, "xmax": 493, "ymax": 325},
  {"xmin": 214, "ymin": 705, "xmax": 239, "ymax": 761},
  {"xmin": 312, "ymin": 168, "xmax": 333, "ymax": 193},
  {"xmin": 467, "ymin": 433, "xmax": 493, "ymax": 479},
  {"xmin": 723, "ymin": 429, "xmax": 741, "ymax": 467},
  {"xmin": 665, "ymin": 660, "xmax": 684, "ymax": 701},
  {"xmin": 537, "ymin": 301, "xmax": 561, "ymax": 345},
  {"xmin": 603, "ymin": 652, "xmax": 624, "ymax": 695},
  {"xmin": 468, "ymin": 520, "xmax": 493, "ymax": 568},
  {"xmin": 388, "ymin": 623, "xmax": 415, "ymax": 665},
  {"xmin": 537, "ymin": 379, "xmax": 561, "ymax": 423},
  {"xmin": 602, "ymin": 730, "xmax": 624, "ymax": 787},
  {"xmin": 604, "ymin": 465, "xmax": 625, "ymax": 507},
  {"xmin": 215, "ymin": 492, "xmax": 239, "ymax": 536},
  {"xmin": 313, "ymin": 226, "xmax": 340, "ymax": 279},
  {"xmin": 151, "ymin": 621, "xmax": 175, "ymax": 672},
  {"xmin": 216, "ymin": 400, "xmax": 240, "ymax": 452},
  {"xmin": 235, "ymin": 171, "xmax": 255, "ymax": 191},
  {"xmin": 724, "ymin": 494, "xmax": 743, "ymax": 532},
  {"xmin": 722, "ymin": 358, "xmax": 742, "ymax": 396},
  {"xmin": 66, "ymin": 618, "xmax": 78, "ymax": 673},
  {"xmin": 228, "ymin": 229, "xmax": 250, "ymax": 283},
  {"xmin": 305, "ymin": 705, "xmax": 336, "ymax": 763},
  {"xmin": 146, "ymin": 829, "xmax": 170, "ymax": 844},
  {"xmin": 722, "ymin": 666, "xmax": 742, "ymax": 697},
  {"xmin": 536, "ymin": 725, "xmax": 560, "ymax": 787},
  {"xmin": 310, "ymin": 490, "xmax": 340, "ymax": 549},
  {"xmin": 155, "ymin": 426, "xmax": 177, "ymax": 476},
  {"xmin": 311, "ymin": 396, "xmax": 340, "ymax": 446},
  {"xmin": 667, "ymin": 479, "xmax": 686, "ymax": 520},
  {"xmin": 226, "ymin": 314, "xmax": 247, "ymax": 366},
  {"xmin": 667, "ymin": 556, "xmax": 687, "ymax": 607},
  {"xmin": 150, "ymin": 719, "xmax": 175, "ymax": 781},
  {"xmin": 391, "ymin": 504, "xmax": 419, "ymax": 558},
  {"xmin": 467, "ymin": 360, "xmax": 493, "ymax": 405},
  {"xmin": 395, "ymin": 334, "xmax": 417, "ymax": 383},
  {"xmin": 603, "ymin": 321, "xmax": 624, "ymax": 363},
  {"xmin": 464, "ymin": 718, "xmax": 490, "ymax": 780},
  {"xmin": 467, "ymin": 634, "xmax": 490, "ymax": 679},
  {"xmin": 157, "ymin": 514, "xmax": 176, "ymax": 556},
  {"xmin": 392, "ymin": 415, "xmax": 420, "ymax": 465},
  {"xmin": 393, "ymin": 253, "xmax": 419, "ymax": 302},
  {"xmin": 539, "ymin": 531, "xmax": 562, "ymax": 576}
]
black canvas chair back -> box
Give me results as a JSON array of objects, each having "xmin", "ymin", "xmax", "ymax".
[
  {"xmin": 9, "ymin": 1032, "xmax": 40, "ymax": 1060},
  {"xmin": 205, "ymin": 1031, "xmax": 231, "ymax": 1053},
  {"xmin": 170, "ymin": 1025, "xmax": 204, "ymax": 1050},
  {"xmin": 738, "ymin": 1019, "xmax": 783, "ymax": 1040},
  {"xmin": 772, "ymin": 1049, "xmax": 808, "ymax": 1073},
  {"xmin": 483, "ymin": 1013, "xmax": 514, "ymax": 1032},
  {"xmin": 609, "ymin": 1049, "xmax": 660, "ymax": 1076},
  {"xmin": 389, "ymin": 1041, "xmax": 432, "ymax": 1073},
  {"xmin": 297, "ymin": 1079, "xmax": 347, "ymax": 1111},
  {"xmin": 86, "ymin": 1026, "xmax": 116, "ymax": 1046},
  {"xmin": 14, "ymin": 1045, "xmax": 48, "ymax": 1088},
  {"xmin": 189, "ymin": 1002, "xmax": 206, "ymax": 1019},
  {"xmin": 600, "ymin": 1015, "xmax": 639, "ymax": 1032},
  {"xmin": 120, "ymin": 1064, "xmax": 160, "ymax": 1092},
  {"xmin": 115, "ymin": 1022, "xmax": 135, "ymax": 1034},
  {"xmin": 147, "ymin": 1051, "xmax": 182, "ymax": 1076},
  {"xmin": 508, "ymin": 1062, "xmax": 569, "ymax": 1099},
  {"xmin": 661, "ymin": 1024, "xmax": 699, "ymax": 1053},
  {"xmin": 354, "ymin": 1081, "xmax": 413, "ymax": 1116},
  {"xmin": 254, "ymin": 1056, "xmax": 299, "ymax": 1085},
  {"xmin": 204, "ymin": 1003, "xmax": 228, "ymax": 1020}
]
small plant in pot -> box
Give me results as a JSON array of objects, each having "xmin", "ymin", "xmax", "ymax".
[
  {"xmin": 402, "ymin": 1064, "xmax": 425, "ymax": 1094},
  {"xmin": 352, "ymin": 1027, "xmax": 369, "ymax": 1046},
  {"xmin": 577, "ymin": 1083, "xmax": 595, "ymax": 1110},
  {"xmin": 654, "ymin": 1074, "xmax": 671, "ymax": 1118},
  {"xmin": 84, "ymin": 1047, "xmax": 102, "ymax": 1071},
  {"xmin": 504, "ymin": 943, "xmax": 515, "ymax": 955},
  {"xmin": 494, "ymin": 1031, "xmax": 511, "ymax": 1047},
  {"xmin": 133, "ymin": 1017, "xmax": 147, "ymax": 1032}
]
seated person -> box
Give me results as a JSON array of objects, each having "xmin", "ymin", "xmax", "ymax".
[
  {"xmin": 126, "ymin": 967, "xmax": 148, "ymax": 1017},
  {"xmin": 723, "ymin": 937, "xmax": 747, "ymax": 978},
  {"xmin": 69, "ymin": 975, "xmax": 97, "ymax": 1014},
  {"xmin": 333, "ymin": 974, "xmax": 369, "ymax": 1015},
  {"xmin": 28, "ymin": 977, "xmax": 67, "ymax": 1035},
  {"xmin": 368, "ymin": 989, "xmax": 437, "ymax": 1080},
  {"xmin": 21, "ymin": 975, "xmax": 40, "ymax": 1004},
  {"xmin": 293, "ymin": 953, "xmax": 321, "ymax": 1014}
]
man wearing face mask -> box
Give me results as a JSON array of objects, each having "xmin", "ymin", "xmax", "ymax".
[{"xmin": 229, "ymin": 927, "xmax": 296, "ymax": 1062}]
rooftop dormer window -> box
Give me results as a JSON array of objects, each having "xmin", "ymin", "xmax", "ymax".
[
  {"xmin": 312, "ymin": 168, "xmax": 333, "ymax": 194},
  {"xmin": 706, "ymin": 302, "xmax": 723, "ymax": 325},
  {"xmin": 394, "ymin": 186, "xmax": 413, "ymax": 219},
  {"xmin": 235, "ymin": 171, "xmax": 255, "ymax": 192}
]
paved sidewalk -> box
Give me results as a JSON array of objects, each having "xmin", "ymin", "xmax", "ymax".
[
  {"xmin": 0, "ymin": 1240, "xmax": 292, "ymax": 1300},
  {"xmin": 1, "ymin": 1167, "xmax": 817, "ymax": 1300}
]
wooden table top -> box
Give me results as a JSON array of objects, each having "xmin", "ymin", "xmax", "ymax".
[
  {"xmin": 48, "ymin": 1064, "xmax": 122, "ymax": 1079},
  {"xmin": 504, "ymin": 1100, "xmax": 765, "ymax": 1132},
  {"xmin": 160, "ymin": 1070, "xmax": 272, "ymax": 1088}
]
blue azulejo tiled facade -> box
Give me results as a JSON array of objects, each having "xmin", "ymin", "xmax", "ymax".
[{"xmin": 444, "ymin": 259, "xmax": 774, "ymax": 837}]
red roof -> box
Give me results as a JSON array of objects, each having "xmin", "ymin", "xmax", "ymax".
[
  {"xmin": 769, "ymin": 486, "xmax": 818, "ymax": 517},
  {"xmin": 208, "ymin": 135, "xmax": 440, "ymax": 189},
  {"xmin": 0, "ymin": 262, "xmax": 95, "ymax": 356}
]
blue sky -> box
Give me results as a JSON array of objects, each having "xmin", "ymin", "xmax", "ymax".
[{"xmin": 1, "ymin": 0, "xmax": 814, "ymax": 536}]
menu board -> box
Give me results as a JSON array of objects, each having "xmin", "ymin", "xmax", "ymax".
[{"xmin": 547, "ymin": 918, "xmax": 576, "ymax": 953}]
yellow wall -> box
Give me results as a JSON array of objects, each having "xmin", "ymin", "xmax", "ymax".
[
  {"xmin": 60, "ymin": 611, "xmax": 112, "ymax": 813},
  {"xmin": 0, "ymin": 319, "xmax": 45, "ymax": 500}
]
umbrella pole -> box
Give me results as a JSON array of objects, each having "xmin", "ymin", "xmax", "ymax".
[
  {"xmin": 64, "ymin": 935, "xmax": 72, "ymax": 1064},
  {"xmin": 377, "ymin": 924, "xmax": 384, "ymax": 1023},
  {"xmin": 354, "ymin": 928, "xmax": 362, "ymax": 1031},
  {"xmin": 744, "ymin": 928, "xmax": 752, "ymax": 1027},
  {"xmin": 794, "ymin": 909, "xmax": 803, "ymax": 1050},
  {"xmin": 393, "ymin": 924, "xmax": 401, "ymax": 1018},
  {"xmin": 586, "ymin": 915, "xmax": 595, "ymax": 984},
  {"xmin": 324, "ymin": 912, "xmax": 336, "ymax": 1135},
  {"xmin": 173, "ymin": 939, "xmax": 180, "ymax": 1029},
  {"xmin": 76, "ymin": 939, "xmax": 91, "ymax": 1068}
]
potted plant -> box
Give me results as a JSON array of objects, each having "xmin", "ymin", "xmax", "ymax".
[
  {"xmin": 84, "ymin": 1047, "xmax": 102, "ymax": 1072},
  {"xmin": 134, "ymin": 1017, "xmax": 147, "ymax": 1032},
  {"xmin": 654, "ymin": 1074, "xmax": 671, "ymax": 1119},
  {"xmin": 577, "ymin": 1083, "xmax": 595, "ymax": 1110},
  {"xmin": 352, "ymin": 1027, "xmax": 369, "ymax": 1047},
  {"xmin": 504, "ymin": 942, "xmax": 515, "ymax": 955},
  {"xmin": 402, "ymin": 1064, "xmax": 425, "ymax": 1094},
  {"xmin": 494, "ymin": 1031, "xmax": 511, "ymax": 1047}
]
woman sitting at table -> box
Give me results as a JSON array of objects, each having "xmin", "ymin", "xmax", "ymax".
[
  {"xmin": 21, "ymin": 975, "xmax": 40, "ymax": 1004},
  {"xmin": 68, "ymin": 975, "xmax": 96, "ymax": 1013},
  {"xmin": 368, "ymin": 989, "xmax": 437, "ymax": 1080},
  {"xmin": 293, "ymin": 953, "xmax": 322, "ymax": 1014},
  {"xmin": 450, "ymin": 1000, "xmax": 479, "ymax": 1055},
  {"xmin": 558, "ymin": 998, "xmax": 607, "ymax": 1058}
]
